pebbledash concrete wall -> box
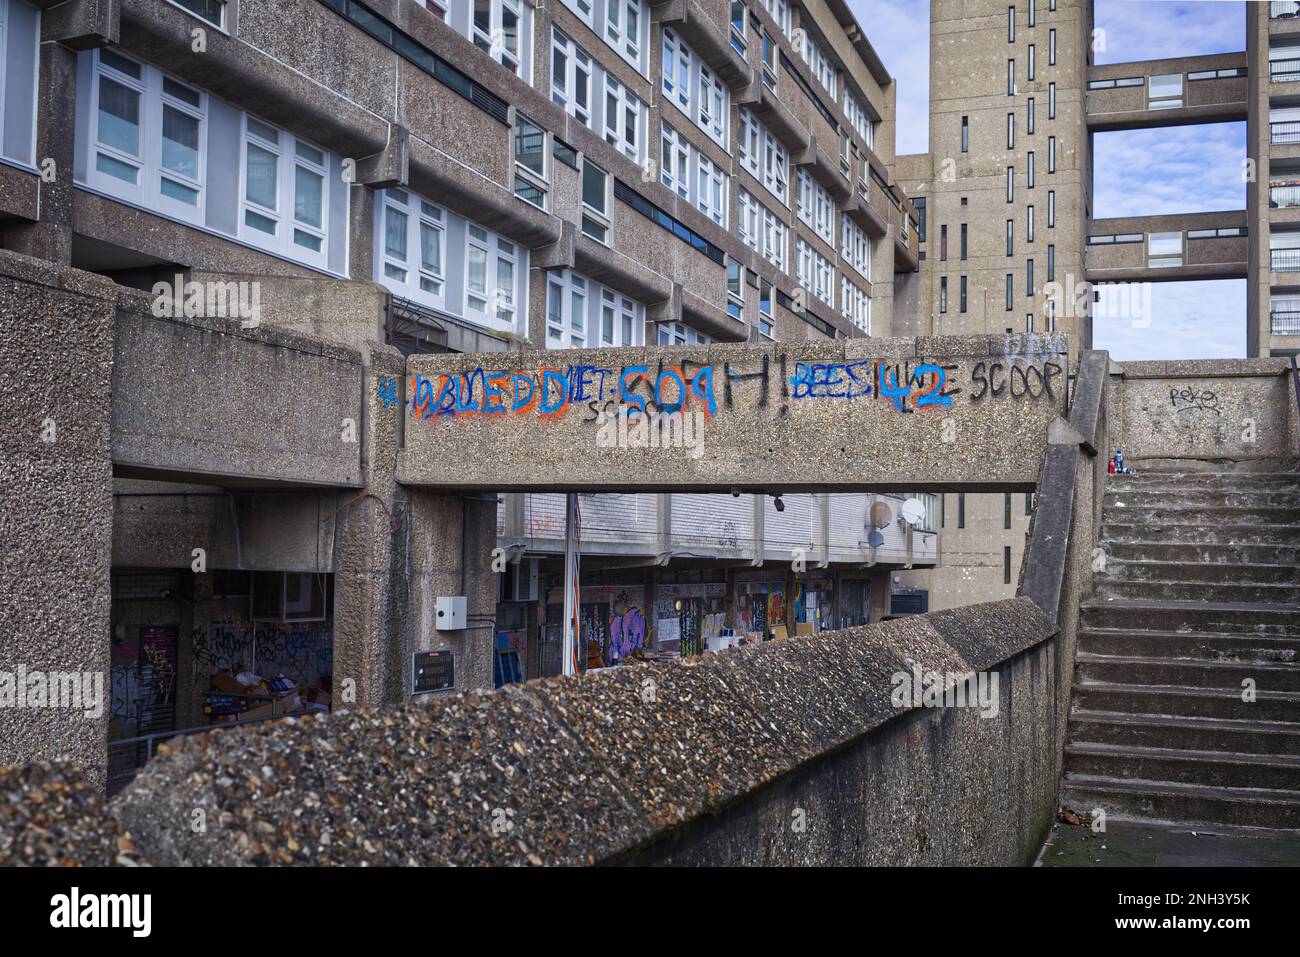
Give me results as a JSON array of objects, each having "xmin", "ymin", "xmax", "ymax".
[
  {"xmin": 0, "ymin": 249, "xmax": 117, "ymax": 787},
  {"xmin": 1106, "ymin": 358, "xmax": 1300, "ymax": 462},
  {"xmin": 396, "ymin": 334, "xmax": 1071, "ymax": 492},
  {"xmin": 88, "ymin": 597, "xmax": 1058, "ymax": 866}
]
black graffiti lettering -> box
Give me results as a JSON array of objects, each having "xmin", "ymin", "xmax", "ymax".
[{"xmin": 971, "ymin": 361, "xmax": 989, "ymax": 401}]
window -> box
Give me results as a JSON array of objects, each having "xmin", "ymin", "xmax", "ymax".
[
  {"xmin": 1049, "ymin": 82, "xmax": 1056, "ymax": 119},
  {"xmin": 660, "ymin": 122, "xmax": 690, "ymax": 198},
  {"xmin": 726, "ymin": 258, "xmax": 744, "ymax": 322},
  {"xmin": 171, "ymin": 0, "xmax": 225, "ymax": 28},
  {"xmin": 1008, "ymin": 58, "xmax": 1015, "ymax": 95},
  {"xmin": 581, "ymin": 160, "xmax": 610, "ymax": 243},
  {"xmin": 730, "ymin": 1, "xmax": 747, "ymax": 56},
  {"xmin": 1026, "ymin": 258, "xmax": 1034, "ymax": 295},
  {"xmin": 738, "ymin": 188, "xmax": 787, "ymax": 271},
  {"xmin": 1008, "ymin": 5, "xmax": 1015, "ymax": 42},
  {"xmin": 958, "ymin": 493, "xmax": 966, "ymax": 528},
  {"xmin": 762, "ymin": 29, "xmax": 779, "ymax": 88},
  {"xmin": 1027, "ymin": 204, "xmax": 1035, "ymax": 242},
  {"xmin": 553, "ymin": 138, "xmax": 578, "ymax": 168},
  {"xmin": 472, "ymin": 0, "xmax": 530, "ymax": 77},
  {"xmin": 1047, "ymin": 243, "xmax": 1055, "ymax": 281},
  {"xmin": 1004, "ymin": 546, "xmax": 1012, "ymax": 585},
  {"xmin": 1028, "ymin": 0, "xmax": 1035, "ymax": 27},
  {"xmin": 740, "ymin": 108, "xmax": 789, "ymax": 204},
  {"xmin": 845, "ymin": 94, "xmax": 875, "ymax": 150},
  {"xmin": 1027, "ymin": 44, "xmax": 1035, "ymax": 81},
  {"xmin": 841, "ymin": 276, "xmax": 870, "ymax": 332},
  {"xmin": 796, "ymin": 238, "xmax": 834, "ymax": 306},
  {"xmin": 842, "ymin": 214, "xmax": 871, "ymax": 280},
  {"xmin": 87, "ymin": 49, "xmax": 210, "ymax": 226},
  {"xmin": 1149, "ymin": 73, "xmax": 1183, "ymax": 110},
  {"xmin": 1027, "ymin": 97, "xmax": 1035, "ymax": 134},
  {"xmin": 551, "ymin": 28, "xmax": 592, "ymax": 126},
  {"xmin": 758, "ymin": 277, "xmax": 775, "ymax": 337},
  {"xmin": 1048, "ymin": 136, "xmax": 1056, "ymax": 172},
  {"xmin": 1007, "ymin": 166, "xmax": 1015, "ymax": 203},
  {"xmin": 660, "ymin": 123, "xmax": 729, "ymax": 226},
  {"xmin": 959, "ymin": 275, "xmax": 967, "ymax": 313},
  {"xmin": 960, "ymin": 223, "xmax": 968, "ymax": 261},
  {"xmin": 658, "ymin": 319, "xmax": 713, "ymax": 345},
  {"xmin": 1049, "ymin": 28, "xmax": 1056, "ymax": 65},
  {"xmin": 561, "ymin": 0, "xmax": 647, "ymax": 73},
  {"xmin": 961, "ymin": 115, "xmax": 969, "ymax": 152},
  {"xmin": 466, "ymin": 224, "xmax": 520, "ymax": 329},
  {"xmin": 762, "ymin": 0, "xmax": 790, "ymax": 36},
  {"xmin": 662, "ymin": 29, "xmax": 729, "ymax": 148},
  {"xmin": 796, "ymin": 169, "xmax": 835, "ymax": 245},
  {"xmin": 802, "ymin": 32, "xmax": 837, "ymax": 98},
  {"xmin": 940, "ymin": 224, "xmax": 948, "ymax": 261},
  {"xmin": 603, "ymin": 73, "xmax": 645, "ymax": 162},
  {"xmin": 513, "ymin": 114, "xmax": 548, "ymax": 207},
  {"xmin": 1005, "ymin": 273, "xmax": 1013, "ymax": 311},
  {"xmin": 914, "ymin": 196, "xmax": 927, "ymax": 241},
  {"xmin": 697, "ymin": 152, "xmax": 728, "ymax": 227},
  {"xmin": 378, "ymin": 188, "xmax": 446, "ymax": 310},
  {"xmin": 547, "ymin": 269, "xmax": 644, "ymax": 348},
  {"xmin": 240, "ymin": 116, "xmax": 330, "ymax": 267},
  {"xmin": 1026, "ymin": 492, "xmax": 1034, "ymax": 515},
  {"xmin": 1004, "ymin": 494, "xmax": 1012, "ymax": 530},
  {"xmin": 1148, "ymin": 231, "xmax": 1183, "ymax": 268},
  {"xmin": 1048, "ymin": 190, "xmax": 1055, "ymax": 226},
  {"xmin": 1027, "ymin": 151, "xmax": 1035, "ymax": 188},
  {"xmin": 1007, "ymin": 112, "xmax": 1015, "ymax": 149},
  {"xmin": 1006, "ymin": 219, "xmax": 1014, "ymax": 256},
  {"xmin": 1, "ymin": 0, "xmax": 38, "ymax": 168},
  {"xmin": 939, "ymin": 276, "xmax": 948, "ymax": 313}
]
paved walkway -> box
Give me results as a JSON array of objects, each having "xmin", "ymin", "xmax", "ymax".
[{"xmin": 1036, "ymin": 820, "xmax": 1300, "ymax": 867}]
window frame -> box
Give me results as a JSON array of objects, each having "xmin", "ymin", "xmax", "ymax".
[{"xmin": 237, "ymin": 114, "xmax": 331, "ymax": 270}]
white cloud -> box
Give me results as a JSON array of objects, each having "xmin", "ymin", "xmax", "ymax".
[
  {"xmin": 1092, "ymin": 122, "xmax": 1246, "ymax": 218},
  {"xmin": 1094, "ymin": 280, "xmax": 1246, "ymax": 359},
  {"xmin": 847, "ymin": 0, "xmax": 931, "ymax": 153},
  {"xmin": 1093, "ymin": 1, "xmax": 1245, "ymax": 64}
]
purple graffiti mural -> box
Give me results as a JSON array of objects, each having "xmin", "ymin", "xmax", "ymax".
[{"xmin": 608, "ymin": 606, "xmax": 647, "ymax": 662}]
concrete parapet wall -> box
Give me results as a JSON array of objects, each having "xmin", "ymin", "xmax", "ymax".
[
  {"xmin": 90, "ymin": 597, "xmax": 1058, "ymax": 866},
  {"xmin": 396, "ymin": 334, "xmax": 1071, "ymax": 492}
]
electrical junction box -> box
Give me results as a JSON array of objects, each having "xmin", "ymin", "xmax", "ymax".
[{"xmin": 435, "ymin": 596, "xmax": 467, "ymax": 631}]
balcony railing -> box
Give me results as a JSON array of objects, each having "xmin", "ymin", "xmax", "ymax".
[
  {"xmin": 1273, "ymin": 1, "xmax": 1300, "ymax": 19},
  {"xmin": 1272, "ymin": 184, "xmax": 1300, "ymax": 207},
  {"xmin": 1272, "ymin": 121, "xmax": 1300, "ymax": 144},
  {"xmin": 1273, "ymin": 310, "xmax": 1300, "ymax": 335},
  {"xmin": 1271, "ymin": 248, "xmax": 1300, "ymax": 271},
  {"xmin": 1273, "ymin": 59, "xmax": 1300, "ymax": 82}
]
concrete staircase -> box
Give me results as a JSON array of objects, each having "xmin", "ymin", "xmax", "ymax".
[{"xmin": 1060, "ymin": 461, "xmax": 1300, "ymax": 833}]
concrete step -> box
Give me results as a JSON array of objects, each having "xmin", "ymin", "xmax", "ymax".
[
  {"xmin": 1073, "ymin": 683, "xmax": 1300, "ymax": 723},
  {"xmin": 1102, "ymin": 505, "xmax": 1300, "ymax": 527},
  {"xmin": 1068, "ymin": 710, "xmax": 1300, "ymax": 755},
  {"xmin": 1065, "ymin": 741, "xmax": 1300, "ymax": 791},
  {"xmin": 1105, "ymin": 489, "xmax": 1300, "ymax": 509},
  {"xmin": 1099, "ymin": 559, "xmax": 1299, "ymax": 585},
  {"xmin": 1103, "ymin": 541, "xmax": 1300, "ymax": 567},
  {"xmin": 1059, "ymin": 775, "xmax": 1300, "ymax": 829},
  {"xmin": 1078, "ymin": 627, "xmax": 1300, "ymax": 662},
  {"xmin": 1101, "ymin": 522, "xmax": 1299, "ymax": 546},
  {"xmin": 1076, "ymin": 653, "xmax": 1300, "ymax": 692},
  {"xmin": 1093, "ymin": 578, "xmax": 1300, "ymax": 604},
  {"xmin": 1081, "ymin": 599, "xmax": 1300, "ymax": 636}
]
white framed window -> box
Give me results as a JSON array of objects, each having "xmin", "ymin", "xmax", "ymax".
[
  {"xmin": 662, "ymin": 28, "xmax": 729, "ymax": 149},
  {"xmin": 844, "ymin": 93, "xmax": 874, "ymax": 149},
  {"xmin": 1048, "ymin": 135, "xmax": 1057, "ymax": 172},
  {"xmin": 1049, "ymin": 28, "xmax": 1056, "ymax": 65},
  {"xmin": 86, "ymin": 49, "xmax": 209, "ymax": 226},
  {"xmin": 660, "ymin": 122, "xmax": 728, "ymax": 227},
  {"xmin": 1048, "ymin": 189, "xmax": 1055, "ymax": 227},
  {"xmin": 465, "ymin": 224, "xmax": 520, "ymax": 327},
  {"xmin": 378, "ymin": 188, "xmax": 446, "ymax": 311},
  {"xmin": 726, "ymin": 257, "xmax": 744, "ymax": 322},
  {"xmin": 796, "ymin": 168, "xmax": 834, "ymax": 246},
  {"xmin": 238, "ymin": 114, "xmax": 330, "ymax": 268},
  {"xmin": 0, "ymin": 0, "xmax": 42, "ymax": 169},
  {"xmin": 697, "ymin": 152, "xmax": 728, "ymax": 227},
  {"xmin": 581, "ymin": 159, "xmax": 610, "ymax": 244},
  {"xmin": 1049, "ymin": 82, "xmax": 1056, "ymax": 118},
  {"xmin": 739, "ymin": 188, "xmax": 787, "ymax": 272},
  {"xmin": 739, "ymin": 108, "xmax": 788, "ymax": 205},
  {"xmin": 471, "ymin": 0, "xmax": 529, "ymax": 77},
  {"xmin": 561, "ymin": 0, "xmax": 647, "ymax": 74},
  {"xmin": 1028, "ymin": 44, "xmax": 1035, "ymax": 81},
  {"xmin": 758, "ymin": 277, "xmax": 775, "ymax": 338},
  {"xmin": 761, "ymin": 0, "xmax": 790, "ymax": 36},
  {"xmin": 658, "ymin": 319, "xmax": 714, "ymax": 345},
  {"xmin": 841, "ymin": 276, "xmax": 870, "ymax": 332},
  {"xmin": 513, "ymin": 113, "xmax": 548, "ymax": 208},
  {"xmin": 550, "ymin": 27, "xmax": 592, "ymax": 126},
  {"xmin": 796, "ymin": 237, "xmax": 834, "ymax": 306},
  {"xmin": 1027, "ymin": 150, "xmax": 1035, "ymax": 188},
  {"xmin": 1007, "ymin": 165, "xmax": 1015, "ymax": 203},
  {"xmin": 841, "ymin": 213, "xmax": 871, "ymax": 280},
  {"xmin": 169, "ymin": 0, "xmax": 225, "ymax": 29},
  {"xmin": 660, "ymin": 122, "xmax": 690, "ymax": 198},
  {"xmin": 801, "ymin": 32, "xmax": 837, "ymax": 99},
  {"xmin": 1027, "ymin": 204, "xmax": 1035, "ymax": 243},
  {"xmin": 547, "ymin": 268, "xmax": 644, "ymax": 347},
  {"xmin": 603, "ymin": 73, "xmax": 645, "ymax": 162}
]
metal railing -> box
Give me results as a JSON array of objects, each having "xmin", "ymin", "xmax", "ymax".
[
  {"xmin": 1272, "ymin": 59, "xmax": 1300, "ymax": 82},
  {"xmin": 1272, "ymin": 310, "xmax": 1300, "ymax": 335},
  {"xmin": 1271, "ymin": 184, "xmax": 1300, "ymax": 207},
  {"xmin": 1272, "ymin": 1, "xmax": 1300, "ymax": 19},
  {"xmin": 1272, "ymin": 121, "xmax": 1300, "ymax": 144},
  {"xmin": 1271, "ymin": 248, "xmax": 1300, "ymax": 271}
]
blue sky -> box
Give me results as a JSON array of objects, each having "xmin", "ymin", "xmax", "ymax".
[{"xmin": 854, "ymin": 0, "xmax": 1250, "ymax": 359}]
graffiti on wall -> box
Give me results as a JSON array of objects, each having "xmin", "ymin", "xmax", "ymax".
[
  {"xmin": 378, "ymin": 336, "xmax": 1067, "ymax": 424},
  {"xmin": 193, "ymin": 619, "xmax": 333, "ymax": 689},
  {"xmin": 1170, "ymin": 387, "xmax": 1221, "ymax": 416}
]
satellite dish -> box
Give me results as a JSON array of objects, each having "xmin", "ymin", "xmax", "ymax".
[
  {"xmin": 869, "ymin": 502, "xmax": 893, "ymax": 529},
  {"xmin": 901, "ymin": 498, "xmax": 927, "ymax": 527},
  {"xmin": 866, "ymin": 529, "xmax": 885, "ymax": 548}
]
